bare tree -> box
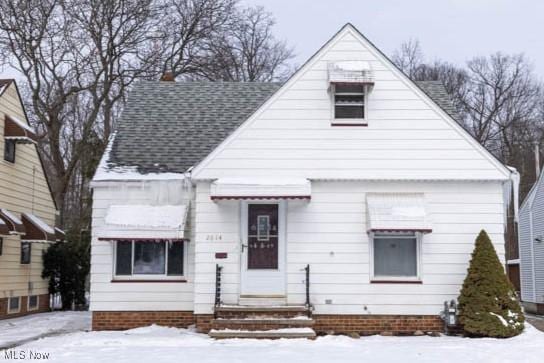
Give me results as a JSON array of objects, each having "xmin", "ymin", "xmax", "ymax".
[
  {"xmin": 392, "ymin": 38, "xmax": 424, "ymax": 79},
  {"xmin": 202, "ymin": 6, "xmax": 294, "ymax": 81}
]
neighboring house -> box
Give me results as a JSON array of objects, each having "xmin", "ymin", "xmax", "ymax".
[
  {"xmin": 518, "ymin": 169, "xmax": 544, "ymax": 314},
  {"xmin": 90, "ymin": 24, "xmax": 518, "ymax": 337},
  {"xmin": 0, "ymin": 79, "xmax": 61, "ymax": 319}
]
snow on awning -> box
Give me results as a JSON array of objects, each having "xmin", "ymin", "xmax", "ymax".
[
  {"xmin": 210, "ymin": 177, "xmax": 311, "ymax": 201},
  {"xmin": 21, "ymin": 213, "xmax": 56, "ymax": 242},
  {"xmin": 99, "ymin": 204, "xmax": 189, "ymax": 240},
  {"xmin": 3, "ymin": 115, "xmax": 38, "ymax": 144},
  {"xmin": 366, "ymin": 193, "xmax": 432, "ymax": 233},
  {"xmin": 328, "ymin": 61, "xmax": 374, "ymax": 85},
  {"xmin": 0, "ymin": 208, "xmax": 25, "ymax": 234},
  {"xmin": 55, "ymin": 227, "xmax": 66, "ymax": 242}
]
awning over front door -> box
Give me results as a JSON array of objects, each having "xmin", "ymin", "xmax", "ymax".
[
  {"xmin": 99, "ymin": 204, "xmax": 189, "ymax": 240},
  {"xmin": 366, "ymin": 193, "xmax": 432, "ymax": 233},
  {"xmin": 210, "ymin": 177, "xmax": 311, "ymax": 201}
]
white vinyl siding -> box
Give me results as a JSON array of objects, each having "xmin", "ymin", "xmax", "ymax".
[
  {"xmin": 194, "ymin": 180, "xmax": 505, "ymax": 315},
  {"xmin": 193, "ymin": 30, "xmax": 508, "ymax": 181},
  {"xmin": 90, "ymin": 180, "xmax": 195, "ymax": 311}
]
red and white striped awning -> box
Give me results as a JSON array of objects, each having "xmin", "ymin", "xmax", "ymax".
[{"xmin": 210, "ymin": 177, "xmax": 311, "ymax": 201}]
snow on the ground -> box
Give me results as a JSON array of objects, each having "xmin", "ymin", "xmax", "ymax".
[
  {"xmin": 0, "ymin": 311, "xmax": 90, "ymax": 349},
  {"xmin": 3, "ymin": 322, "xmax": 542, "ymax": 363}
]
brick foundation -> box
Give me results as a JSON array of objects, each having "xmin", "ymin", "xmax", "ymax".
[
  {"xmin": 0, "ymin": 294, "xmax": 50, "ymax": 320},
  {"xmin": 313, "ymin": 314, "xmax": 444, "ymax": 335},
  {"xmin": 92, "ymin": 311, "xmax": 195, "ymax": 331},
  {"xmin": 195, "ymin": 314, "xmax": 214, "ymax": 333}
]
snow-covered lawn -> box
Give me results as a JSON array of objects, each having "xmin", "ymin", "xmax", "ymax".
[
  {"xmin": 2, "ymin": 321, "xmax": 543, "ymax": 363},
  {"xmin": 0, "ymin": 311, "xmax": 90, "ymax": 349}
]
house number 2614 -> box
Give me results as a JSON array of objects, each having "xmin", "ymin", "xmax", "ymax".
[{"xmin": 206, "ymin": 234, "xmax": 222, "ymax": 241}]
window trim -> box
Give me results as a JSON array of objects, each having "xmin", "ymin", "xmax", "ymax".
[
  {"xmin": 369, "ymin": 231, "xmax": 422, "ymax": 283},
  {"xmin": 7, "ymin": 296, "xmax": 21, "ymax": 314},
  {"xmin": 112, "ymin": 240, "xmax": 187, "ymax": 281},
  {"xmin": 330, "ymin": 83, "xmax": 368, "ymax": 126},
  {"xmin": 27, "ymin": 295, "xmax": 39, "ymax": 311},
  {"xmin": 20, "ymin": 242, "xmax": 31, "ymax": 265},
  {"xmin": 3, "ymin": 139, "xmax": 16, "ymax": 163}
]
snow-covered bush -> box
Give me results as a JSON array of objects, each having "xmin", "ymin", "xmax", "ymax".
[{"xmin": 457, "ymin": 230, "xmax": 524, "ymax": 338}]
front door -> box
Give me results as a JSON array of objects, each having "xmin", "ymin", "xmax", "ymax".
[{"xmin": 240, "ymin": 202, "xmax": 285, "ymax": 296}]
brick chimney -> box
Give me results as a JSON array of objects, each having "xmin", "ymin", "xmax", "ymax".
[{"xmin": 160, "ymin": 72, "xmax": 175, "ymax": 82}]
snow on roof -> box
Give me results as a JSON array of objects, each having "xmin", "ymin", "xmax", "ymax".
[
  {"xmin": 92, "ymin": 132, "xmax": 185, "ymax": 183},
  {"xmin": 0, "ymin": 208, "xmax": 23, "ymax": 225},
  {"xmin": 24, "ymin": 213, "xmax": 55, "ymax": 234},
  {"xmin": 105, "ymin": 204, "xmax": 188, "ymax": 229},
  {"xmin": 366, "ymin": 193, "xmax": 431, "ymax": 232}
]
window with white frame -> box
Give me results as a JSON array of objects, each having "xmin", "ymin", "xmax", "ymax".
[
  {"xmin": 371, "ymin": 232, "xmax": 420, "ymax": 280},
  {"xmin": 28, "ymin": 295, "xmax": 39, "ymax": 311},
  {"xmin": 20, "ymin": 242, "xmax": 31, "ymax": 264},
  {"xmin": 333, "ymin": 84, "xmax": 365, "ymax": 120},
  {"xmin": 115, "ymin": 240, "xmax": 184, "ymax": 278},
  {"xmin": 8, "ymin": 296, "xmax": 20, "ymax": 313}
]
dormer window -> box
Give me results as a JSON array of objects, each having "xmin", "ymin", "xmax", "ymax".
[
  {"xmin": 334, "ymin": 84, "xmax": 365, "ymax": 119},
  {"xmin": 328, "ymin": 61, "xmax": 374, "ymax": 126}
]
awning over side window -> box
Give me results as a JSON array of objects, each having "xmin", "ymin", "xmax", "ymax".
[
  {"xmin": 328, "ymin": 61, "xmax": 374, "ymax": 85},
  {"xmin": 0, "ymin": 219, "xmax": 9, "ymax": 235},
  {"xmin": 0, "ymin": 208, "xmax": 25, "ymax": 234},
  {"xmin": 210, "ymin": 177, "xmax": 311, "ymax": 201},
  {"xmin": 21, "ymin": 213, "xmax": 56, "ymax": 242},
  {"xmin": 3, "ymin": 115, "xmax": 38, "ymax": 144},
  {"xmin": 99, "ymin": 204, "xmax": 189, "ymax": 240},
  {"xmin": 366, "ymin": 193, "xmax": 432, "ymax": 233},
  {"xmin": 55, "ymin": 227, "xmax": 66, "ymax": 242}
]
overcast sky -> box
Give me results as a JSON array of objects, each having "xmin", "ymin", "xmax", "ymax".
[
  {"xmin": 1, "ymin": 0, "xmax": 542, "ymax": 80},
  {"xmin": 244, "ymin": 0, "xmax": 544, "ymax": 79}
]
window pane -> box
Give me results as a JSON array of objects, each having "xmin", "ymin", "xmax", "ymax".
[
  {"xmin": 29, "ymin": 295, "xmax": 38, "ymax": 308},
  {"xmin": 9, "ymin": 297, "xmax": 19, "ymax": 311},
  {"xmin": 20, "ymin": 242, "xmax": 31, "ymax": 264},
  {"xmin": 374, "ymin": 237, "xmax": 417, "ymax": 277},
  {"xmin": 116, "ymin": 241, "xmax": 132, "ymax": 275},
  {"xmin": 167, "ymin": 242, "xmax": 184, "ymax": 276},
  {"xmin": 134, "ymin": 241, "xmax": 165, "ymax": 274},
  {"xmin": 335, "ymin": 105, "xmax": 364, "ymax": 119},
  {"xmin": 4, "ymin": 140, "xmax": 16, "ymax": 162},
  {"xmin": 335, "ymin": 84, "xmax": 365, "ymax": 93}
]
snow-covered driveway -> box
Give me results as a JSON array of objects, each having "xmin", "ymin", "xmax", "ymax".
[
  {"xmin": 0, "ymin": 311, "xmax": 90, "ymax": 349},
  {"xmin": 2, "ymin": 322, "xmax": 543, "ymax": 363}
]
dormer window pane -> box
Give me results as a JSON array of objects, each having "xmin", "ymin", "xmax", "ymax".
[{"xmin": 334, "ymin": 84, "xmax": 365, "ymax": 119}]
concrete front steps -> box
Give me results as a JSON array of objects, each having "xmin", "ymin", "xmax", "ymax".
[{"xmin": 209, "ymin": 305, "xmax": 316, "ymax": 339}]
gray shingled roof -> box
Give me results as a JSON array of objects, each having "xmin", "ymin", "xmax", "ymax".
[
  {"xmin": 109, "ymin": 81, "xmax": 281, "ymax": 174},
  {"xmin": 416, "ymin": 80, "xmax": 459, "ymax": 120},
  {"xmin": 106, "ymin": 80, "xmax": 457, "ymax": 175}
]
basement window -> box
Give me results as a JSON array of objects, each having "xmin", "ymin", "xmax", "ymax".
[
  {"xmin": 8, "ymin": 296, "xmax": 20, "ymax": 314},
  {"xmin": 28, "ymin": 295, "xmax": 39, "ymax": 311},
  {"xmin": 114, "ymin": 240, "xmax": 185, "ymax": 279},
  {"xmin": 332, "ymin": 84, "xmax": 367, "ymax": 126}
]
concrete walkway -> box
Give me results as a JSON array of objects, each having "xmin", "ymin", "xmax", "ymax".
[{"xmin": 526, "ymin": 314, "xmax": 544, "ymax": 332}]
